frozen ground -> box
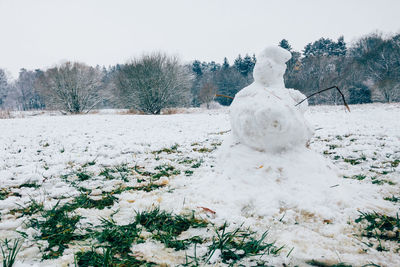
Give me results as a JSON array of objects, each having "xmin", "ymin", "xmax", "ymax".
[{"xmin": 0, "ymin": 104, "xmax": 399, "ymax": 266}]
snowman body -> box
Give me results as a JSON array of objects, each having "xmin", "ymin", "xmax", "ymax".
[{"xmin": 230, "ymin": 46, "xmax": 313, "ymax": 152}]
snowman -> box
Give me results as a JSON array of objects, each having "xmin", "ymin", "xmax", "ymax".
[
  {"xmin": 230, "ymin": 46, "xmax": 313, "ymax": 152},
  {"xmin": 214, "ymin": 45, "xmax": 351, "ymax": 218}
]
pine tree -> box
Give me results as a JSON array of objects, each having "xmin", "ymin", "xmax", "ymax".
[
  {"xmin": 234, "ymin": 54, "xmax": 243, "ymax": 71},
  {"xmin": 242, "ymin": 54, "xmax": 255, "ymax": 76},
  {"xmin": 208, "ymin": 61, "xmax": 220, "ymax": 72},
  {"xmin": 222, "ymin": 57, "xmax": 230, "ymax": 69},
  {"xmin": 333, "ymin": 36, "xmax": 347, "ymax": 56},
  {"xmin": 303, "ymin": 37, "xmax": 338, "ymax": 57},
  {"xmin": 279, "ymin": 39, "xmax": 292, "ymax": 51},
  {"xmin": 252, "ymin": 54, "xmax": 257, "ymax": 64},
  {"xmin": 192, "ymin": 60, "xmax": 203, "ymax": 76}
]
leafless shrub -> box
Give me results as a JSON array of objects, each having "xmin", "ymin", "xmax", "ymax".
[
  {"xmin": 35, "ymin": 62, "xmax": 107, "ymax": 114},
  {"xmin": 114, "ymin": 53, "xmax": 193, "ymax": 114},
  {"xmin": 0, "ymin": 110, "xmax": 12, "ymax": 119},
  {"xmin": 161, "ymin": 108, "xmax": 187, "ymax": 115},
  {"xmin": 198, "ymin": 82, "xmax": 217, "ymax": 109}
]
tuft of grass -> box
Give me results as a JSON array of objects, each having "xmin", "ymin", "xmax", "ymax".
[
  {"xmin": 132, "ymin": 183, "xmax": 166, "ymax": 192},
  {"xmin": 211, "ymin": 142, "xmax": 222, "ymax": 147},
  {"xmin": 306, "ymin": 260, "xmax": 353, "ymax": 267},
  {"xmin": 10, "ymin": 199, "xmax": 44, "ymax": 217},
  {"xmin": 74, "ymin": 246, "xmax": 154, "ymax": 267},
  {"xmin": 112, "ymin": 164, "xmax": 131, "ymax": 182},
  {"xmin": 370, "ymin": 177, "xmax": 395, "ymax": 185},
  {"xmin": 152, "ymin": 233, "xmax": 203, "ymax": 251},
  {"xmin": 82, "ymin": 160, "xmax": 96, "ymax": 168},
  {"xmin": 355, "ymin": 211, "xmax": 400, "ymax": 251},
  {"xmin": 99, "ymin": 167, "xmax": 114, "ymax": 180},
  {"xmin": 76, "ymin": 218, "xmax": 156, "ymax": 266},
  {"xmin": 76, "ymin": 172, "xmax": 92, "ymax": 182},
  {"xmin": 206, "ymin": 223, "xmax": 283, "ymax": 264},
  {"xmin": 179, "ymin": 157, "xmax": 195, "ymax": 165},
  {"xmin": 335, "ymin": 135, "xmax": 343, "ymax": 140},
  {"xmin": 384, "ymin": 195, "xmax": 400, "ymax": 202},
  {"xmin": 152, "ymin": 144, "xmax": 179, "ymax": 154},
  {"xmin": 152, "ymin": 164, "xmax": 180, "ymax": 180},
  {"xmin": 185, "ymin": 170, "xmax": 194, "ymax": 176},
  {"xmin": 18, "ymin": 181, "xmax": 40, "ymax": 189},
  {"xmin": 343, "ymin": 174, "xmax": 366, "ymax": 181},
  {"xmin": 1, "ymin": 239, "xmax": 22, "ymax": 267},
  {"xmin": 193, "ymin": 147, "xmax": 214, "ymax": 153},
  {"xmin": 74, "ymin": 247, "xmax": 113, "ymax": 267},
  {"xmin": 0, "ymin": 189, "xmax": 20, "ymax": 201},
  {"xmin": 0, "ymin": 189, "xmax": 8, "ymax": 201},
  {"xmin": 329, "ymin": 144, "xmax": 339, "ymax": 150},
  {"xmin": 136, "ymin": 208, "xmax": 208, "ymax": 251},
  {"xmin": 136, "ymin": 208, "xmax": 207, "ymax": 236},
  {"xmin": 93, "ymin": 218, "xmax": 142, "ymax": 254},
  {"xmin": 191, "ymin": 161, "xmax": 202, "ymax": 169},
  {"xmin": 343, "ymin": 158, "xmax": 362, "ymax": 165},
  {"xmin": 29, "ymin": 202, "xmax": 83, "ymax": 259},
  {"xmin": 134, "ymin": 165, "xmax": 154, "ymax": 177},
  {"xmin": 68, "ymin": 194, "xmax": 116, "ymax": 211},
  {"xmin": 182, "ymin": 243, "xmax": 200, "ymax": 266},
  {"xmin": 99, "ymin": 165, "xmax": 132, "ymax": 181},
  {"xmin": 391, "ymin": 159, "xmax": 400, "ymax": 167},
  {"xmin": 134, "ymin": 164, "xmax": 180, "ymax": 183}
]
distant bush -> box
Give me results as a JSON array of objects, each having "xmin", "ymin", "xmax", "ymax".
[
  {"xmin": 115, "ymin": 53, "xmax": 193, "ymax": 114},
  {"xmin": 36, "ymin": 62, "xmax": 107, "ymax": 114},
  {"xmin": 348, "ymin": 84, "xmax": 372, "ymax": 104}
]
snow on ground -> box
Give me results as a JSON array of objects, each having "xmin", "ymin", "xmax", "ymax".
[{"xmin": 0, "ymin": 103, "xmax": 399, "ymax": 266}]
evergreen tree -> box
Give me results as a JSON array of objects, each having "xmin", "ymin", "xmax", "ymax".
[
  {"xmin": 208, "ymin": 61, "xmax": 221, "ymax": 72},
  {"xmin": 334, "ymin": 36, "xmax": 347, "ymax": 56},
  {"xmin": 234, "ymin": 54, "xmax": 243, "ymax": 71},
  {"xmin": 303, "ymin": 37, "xmax": 347, "ymax": 57},
  {"xmin": 279, "ymin": 39, "xmax": 292, "ymax": 51},
  {"xmin": 303, "ymin": 37, "xmax": 334, "ymax": 57},
  {"xmin": 222, "ymin": 57, "xmax": 230, "ymax": 69},
  {"xmin": 192, "ymin": 60, "xmax": 203, "ymax": 76},
  {"xmin": 234, "ymin": 54, "xmax": 256, "ymax": 77},
  {"xmin": 252, "ymin": 54, "xmax": 257, "ymax": 64}
]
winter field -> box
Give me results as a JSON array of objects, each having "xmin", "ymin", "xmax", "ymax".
[{"xmin": 0, "ymin": 103, "xmax": 399, "ymax": 267}]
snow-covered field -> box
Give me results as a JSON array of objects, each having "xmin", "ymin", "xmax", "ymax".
[{"xmin": 0, "ymin": 104, "xmax": 399, "ymax": 266}]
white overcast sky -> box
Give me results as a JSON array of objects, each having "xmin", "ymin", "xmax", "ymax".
[{"xmin": 0, "ymin": 0, "xmax": 399, "ymax": 78}]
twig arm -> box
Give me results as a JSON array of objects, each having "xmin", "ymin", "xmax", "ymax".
[
  {"xmin": 215, "ymin": 94, "xmax": 234, "ymax": 100},
  {"xmin": 295, "ymin": 85, "xmax": 350, "ymax": 112}
]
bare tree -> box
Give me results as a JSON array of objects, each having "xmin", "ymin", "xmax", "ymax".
[
  {"xmin": 36, "ymin": 62, "xmax": 106, "ymax": 113},
  {"xmin": 115, "ymin": 53, "xmax": 193, "ymax": 114},
  {"xmin": 0, "ymin": 69, "xmax": 8, "ymax": 108},
  {"xmin": 198, "ymin": 82, "xmax": 217, "ymax": 109},
  {"xmin": 15, "ymin": 69, "xmax": 45, "ymax": 110},
  {"xmin": 350, "ymin": 33, "xmax": 400, "ymax": 102}
]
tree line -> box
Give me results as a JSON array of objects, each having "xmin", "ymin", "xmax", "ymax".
[
  {"xmin": 0, "ymin": 32, "xmax": 399, "ymax": 114},
  {"xmin": 283, "ymin": 33, "xmax": 400, "ymax": 104}
]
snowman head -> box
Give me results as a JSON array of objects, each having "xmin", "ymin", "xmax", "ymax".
[{"xmin": 253, "ymin": 46, "xmax": 291, "ymax": 88}]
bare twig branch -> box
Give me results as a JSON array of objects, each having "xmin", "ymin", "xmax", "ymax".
[
  {"xmin": 215, "ymin": 94, "xmax": 234, "ymax": 100},
  {"xmin": 295, "ymin": 85, "xmax": 350, "ymax": 112}
]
